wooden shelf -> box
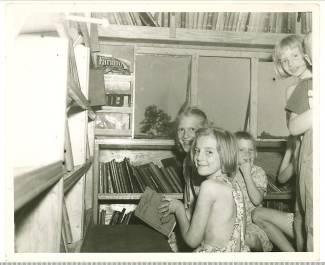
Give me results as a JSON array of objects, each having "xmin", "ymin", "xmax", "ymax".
[
  {"xmin": 98, "ymin": 25, "xmax": 293, "ymax": 48},
  {"xmin": 105, "ymin": 89, "xmax": 132, "ymax": 95},
  {"xmin": 63, "ymin": 160, "xmax": 92, "ymax": 194},
  {"xmin": 14, "ymin": 161, "xmax": 64, "ymax": 211},
  {"xmin": 95, "ymin": 128, "xmax": 132, "ymax": 137},
  {"xmin": 264, "ymin": 191, "xmax": 292, "ymax": 200},
  {"xmin": 98, "ymin": 106, "xmax": 132, "ymax": 113},
  {"xmin": 98, "ymin": 193, "xmax": 183, "ymax": 200},
  {"xmin": 95, "ymin": 138, "xmax": 175, "ymax": 150},
  {"xmin": 256, "ymin": 139, "xmax": 286, "ymax": 151},
  {"xmin": 68, "ymin": 83, "xmax": 96, "ymax": 120}
]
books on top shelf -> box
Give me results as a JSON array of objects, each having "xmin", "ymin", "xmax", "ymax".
[
  {"xmin": 135, "ymin": 187, "xmax": 176, "ymax": 237},
  {"xmin": 93, "ymin": 12, "xmax": 311, "ymax": 34},
  {"xmin": 98, "ymin": 157, "xmax": 184, "ymax": 194}
]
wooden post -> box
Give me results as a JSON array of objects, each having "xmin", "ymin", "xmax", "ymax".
[
  {"xmin": 190, "ymin": 54, "xmax": 199, "ymax": 106},
  {"xmin": 250, "ymin": 57, "xmax": 258, "ymax": 138}
]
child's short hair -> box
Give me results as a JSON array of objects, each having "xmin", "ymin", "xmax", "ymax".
[
  {"xmin": 273, "ymin": 34, "xmax": 304, "ymax": 78},
  {"xmin": 191, "ymin": 127, "xmax": 238, "ymax": 178},
  {"xmin": 234, "ymin": 131, "xmax": 256, "ymax": 149}
]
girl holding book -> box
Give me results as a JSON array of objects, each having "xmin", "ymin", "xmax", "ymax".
[{"xmin": 159, "ymin": 127, "xmax": 249, "ymax": 252}]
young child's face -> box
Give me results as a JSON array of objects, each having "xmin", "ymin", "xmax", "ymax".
[
  {"xmin": 193, "ymin": 134, "xmax": 221, "ymax": 177},
  {"xmin": 177, "ymin": 115, "xmax": 203, "ymax": 153},
  {"xmin": 280, "ymin": 46, "xmax": 307, "ymax": 77},
  {"xmin": 237, "ymin": 138, "xmax": 256, "ymax": 166}
]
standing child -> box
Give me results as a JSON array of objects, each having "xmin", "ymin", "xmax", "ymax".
[
  {"xmin": 159, "ymin": 127, "xmax": 249, "ymax": 252},
  {"xmin": 234, "ymin": 131, "xmax": 273, "ymax": 252},
  {"xmin": 273, "ymin": 33, "xmax": 313, "ymax": 251},
  {"xmin": 285, "ymin": 32, "xmax": 313, "ymax": 252}
]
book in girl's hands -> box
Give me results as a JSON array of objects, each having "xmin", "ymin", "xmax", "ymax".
[{"xmin": 134, "ymin": 187, "xmax": 176, "ymax": 237}]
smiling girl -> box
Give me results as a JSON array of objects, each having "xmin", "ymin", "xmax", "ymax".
[{"xmin": 159, "ymin": 127, "xmax": 249, "ymax": 252}]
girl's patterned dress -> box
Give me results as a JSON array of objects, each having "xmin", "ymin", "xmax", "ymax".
[{"xmin": 194, "ymin": 176, "xmax": 250, "ymax": 252}]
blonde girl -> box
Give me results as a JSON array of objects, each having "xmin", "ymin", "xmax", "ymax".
[{"xmin": 159, "ymin": 127, "xmax": 249, "ymax": 252}]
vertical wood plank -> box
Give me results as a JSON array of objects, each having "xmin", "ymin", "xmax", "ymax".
[
  {"xmin": 15, "ymin": 179, "xmax": 63, "ymax": 252},
  {"xmin": 190, "ymin": 54, "xmax": 199, "ymax": 106},
  {"xmin": 93, "ymin": 143, "xmax": 100, "ymax": 224},
  {"xmin": 250, "ymin": 57, "xmax": 259, "ymax": 138},
  {"xmin": 65, "ymin": 177, "xmax": 85, "ymax": 241},
  {"xmin": 169, "ymin": 12, "xmax": 176, "ymax": 38}
]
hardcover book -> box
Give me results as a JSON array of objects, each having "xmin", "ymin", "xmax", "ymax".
[{"xmin": 134, "ymin": 187, "xmax": 176, "ymax": 237}]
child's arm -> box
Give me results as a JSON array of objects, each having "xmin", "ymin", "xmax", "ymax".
[
  {"xmin": 277, "ymin": 138, "xmax": 295, "ymax": 183},
  {"xmin": 159, "ymin": 180, "xmax": 220, "ymax": 248},
  {"xmin": 288, "ymin": 109, "xmax": 312, "ymax": 136},
  {"xmin": 240, "ymin": 164, "xmax": 264, "ymax": 206}
]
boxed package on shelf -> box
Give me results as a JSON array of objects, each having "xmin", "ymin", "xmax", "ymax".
[
  {"xmin": 95, "ymin": 110, "xmax": 130, "ymax": 131},
  {"xmin": 96, "ymin": 53, "xmax": 131, "ymax": 75}
]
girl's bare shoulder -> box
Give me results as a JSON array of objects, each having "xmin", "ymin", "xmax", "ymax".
[{"xmin": 200, "ymin": 179, "xmax": 233, "ymax": 198}]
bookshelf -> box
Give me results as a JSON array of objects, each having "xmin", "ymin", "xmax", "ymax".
[
  {"xmin": 11, "ymin": 13, "xmax": 95, "ymax": 252},
  {"xmin": 93, "ymin": 138, "xmax": 183, "ymax": 224}
]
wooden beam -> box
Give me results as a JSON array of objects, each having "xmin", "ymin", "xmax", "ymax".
[
  {"xmin": 98, "ymin": 25, "xmax": 294, "ymax": 48},
  {"xmin": 135, "ymin": 46, "xmax": 271, "ymax": 60},
  {"xmin": 250, "ymin": 57, "xmax": 259, "ymax": 138},
  {"xmin": 14, "ymin": 161, "xmax": 64, "ymax": 211},
  {"xmin": 190, "ymin": 54, "xmax": 199, "ymax": 106}
]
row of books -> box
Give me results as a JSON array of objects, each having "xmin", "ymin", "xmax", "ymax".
[
  {"xmin": 98, "ymin": 157, "xmax": 184, "ymax": 194},
  {"xmin": 264, "ymin": 200, "xmax": 293, "ymax": 213},
  {"xmin": 98, "ymin": 188, "xmax": 177, "ymax": 237},
  {"xmin": 99, "ymin": 204, "xmax": 137, "ymax": 225},
  {"xmin": 99, "ymin": 208, "xmax": 135, "ymax": 225},
  {"xmin": 92, "ymin": 12, "xmax": 312, "ymax": 34}
]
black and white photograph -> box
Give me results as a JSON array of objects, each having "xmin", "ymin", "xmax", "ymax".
[{"xmin": 2, "ymin": 1, "xmax": 324, "ymax": 262}]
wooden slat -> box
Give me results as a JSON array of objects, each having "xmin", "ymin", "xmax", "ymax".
[
  {"xmin": 249, "ymin": 57, "xmax": 259, "ymax": 138},
  {"xmin": 63, "ymin": 160, "xmax": 92, "ymax": 194},
  {"xmin": 169, "ymin": 12, "xmax": 176, "ymax": 38},
  {"xmin": 93, "ymin": 143, "xmax": 100, "ymax": 224},
  {"xmin": 95, "ymin": 138, "xmax": 175, "ymax": 149},
  {"xmin": 94, "ymin": 129, "xmax": 132, "ymax": 137},
  {"xmin": 98, "ymin": 25, "xmax": 294, "ymax": 47},
  {"xmin": 135, "ymin": 45, "xmax": 272, "ymax": 61},
  {"xmin": 14, "ymin": 161, "xmax": 64, "ymax": 211},
  {"xmin": 15, "ymin": 178, "xmax": 64, "ymax": 252},
  {"xmin": 265, "ymin": 192, "xmax": 292, "ymax": 200},
  {"xmin": 190, "ymin": 53, "xmax": 199, "ymax": 105},
  {"xmin": 118, "ymin": 40, "xmax": 274, "ymax": 59},
  {"xmin": 98, "ymin": 193, "xmax": 183, "ymax": 200}
]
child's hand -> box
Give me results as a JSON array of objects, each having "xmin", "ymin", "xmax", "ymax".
[
  {"xmin": 158, "ymin": 197, "xmax": 181, "ymax": 218},
  {"xmin": 240, "ymin": 162, "xmax": 251, "ymax": 178}
]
